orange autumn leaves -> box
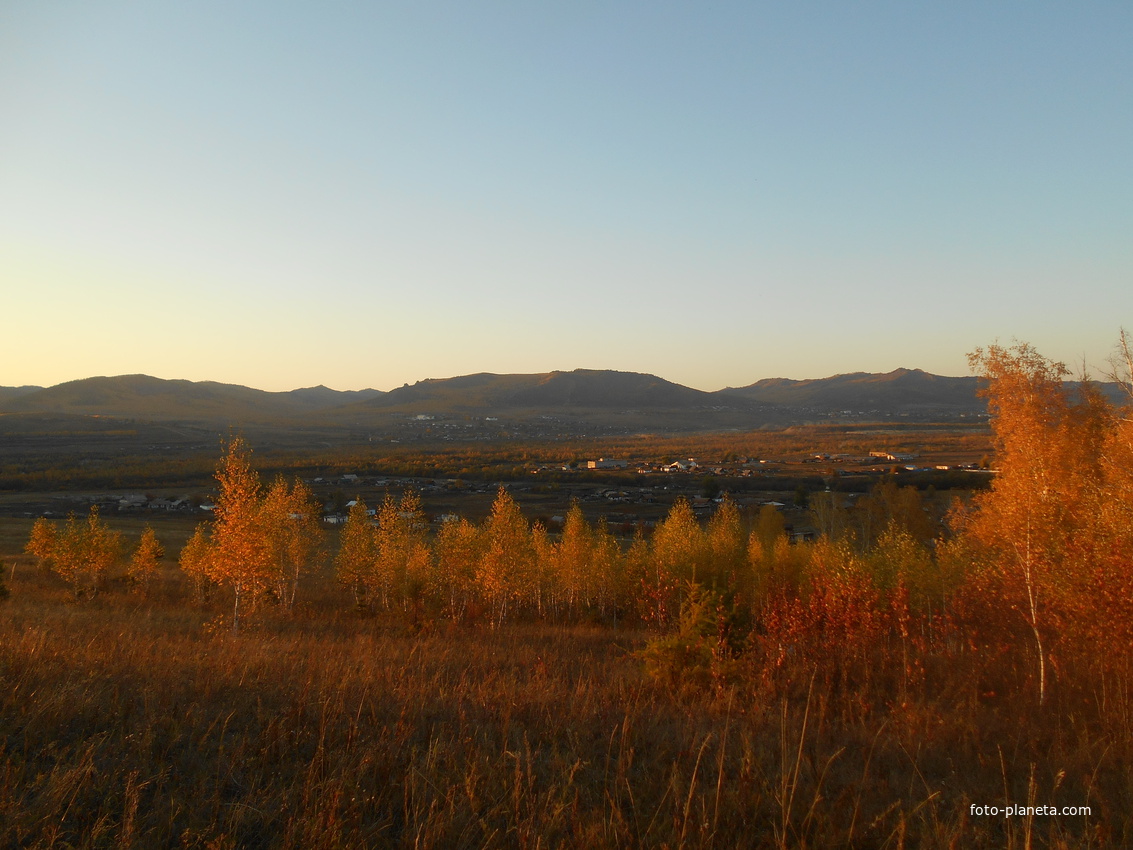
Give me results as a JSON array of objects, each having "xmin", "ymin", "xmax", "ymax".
[
  {"xmin": 25, "ymin": 509, "xmax": 123, "ymax": 599},
  {"xmin": 181, "ymin": 437, "xmax": 322, "ymax": 630},
  {"xmin": 953, "ymin": 342, "xmax": 1133, "ymax": 702}
]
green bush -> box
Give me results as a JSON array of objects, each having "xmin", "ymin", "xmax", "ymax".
[{"xmin": 638, "ymin": 583, "xmax": 740, "ymax": 692}]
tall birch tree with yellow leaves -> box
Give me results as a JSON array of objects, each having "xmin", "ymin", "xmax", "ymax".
[
  {"xmin": 127, "ymin": 526, "xmax": 164, "ymax": 596},
  {"xmin": 961, "ymin": 343, "xmax": 1112, "ymax": 705},
  {"xmin": 261, "ymin": 475, "xmax": 323, "ymax": 611},
  {"xmin": 434, "ymin": 516, "xmax": 482, "ymax": 620},
  {"xmin": 335, "ymin": 498, "xmax": 378, "ymax": 613},
  {"xmin": 209, "ymin": 437, "xmax": 271, "ymax": 632},
  {"xmin": 478, "ymin": 487, "xmax": 534, "ymax": 626},
  {"xmin": 179, "ymin": 523, "xmax": 215, "ymax": 603}
]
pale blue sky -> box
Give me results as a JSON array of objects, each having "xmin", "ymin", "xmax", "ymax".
[{"xmin": 2, "ymin": 2, "xmax": 1130, "ymax": 392}]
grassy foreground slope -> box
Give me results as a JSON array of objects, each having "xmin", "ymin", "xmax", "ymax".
[{"xmin": 0, "ymin": 566, "xmax": 1119, "ymax": 849}]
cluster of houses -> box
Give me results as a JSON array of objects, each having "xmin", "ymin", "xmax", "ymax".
[
  {"xmin": 74, "ymin": 493, "xmax": 201, "ymax": 513},
  {"xmin": 573, "ymin": 458, "xmax": 702, "ymax": 473},
  {"xmin": 868, "ymin": 451, "xmax": 918, "ymax": 462},
  {"xmin": 535, "ymin": 451, "xmax": 986, "ymax": 479}
]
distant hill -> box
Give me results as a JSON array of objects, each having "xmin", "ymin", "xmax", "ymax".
[
  {"xmin": 350, "ymin": 369, "xmax": 718, "ymax": 413},
  {"xmin": 281, "ymin": 385, "xmax": 385, "ymax": 409},
  {"xmin": 721, "ymin": 369, "xmax": 984, "ymax": 414},
  {"xmin": 0, "ymin": 386, "xmax": 43, "ymax": 405},
  {"xmin": 0, "ymin": 375, "xmax": 383, "ymax": 422},
  {"xmin": 722, "ymin": 368, "xmax": 1127, "ymax": 415}
]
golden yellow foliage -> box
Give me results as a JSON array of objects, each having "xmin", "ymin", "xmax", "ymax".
[
  {"xmin": 334, "ymin": 498, "xmax": 377, "ymax": 612},
  {"xmin": 24, "ymin": 517, "xmax": 56, "ymax": 573},
  {"xmin": 179, "ymin": 523, "xmax": 215, "ymax": 604},
  {"xmin": 40, "ymin": 507, "xmax": 121, "ymax": 600},
  {"xmin": 261, "ymin": 475, "xmax": 323, "ymax": 610},
  {"xmin": 127, "ymin": 526, "xmax": 164, "ymax": 595},
  {"xmin": 478, "ymin": 487, "xmax": 534, "ymax": 626},
  {"xmin": 208, "ymin": 437, "xmax": 272, "ymax": 631}
]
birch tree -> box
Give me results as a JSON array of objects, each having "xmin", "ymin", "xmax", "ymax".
[
  {"xmin": 127, "ymin": 526, "xmax": 164, "ymax": 596},
  {"xmin": 651, "ymin": 498, "xmax": 704, "ymax": 586},
  {"xmin": 209, "ymin": 437, "xmax": 271, "ymax": 632},
  {"xmin": 434, "ymin": 516, "xmax": 482, "ymax": 620},
  {"xmin": 373, "ymin": 489, "xmax": 429, "ymax": 612},
  {"xmin": 46, "ymin": 508, "xmax": 121, "ymax": 600},
  {"xmin": 24, "ymin": 516, "xmax": 56, "ymax": 577},
  {"xmin": 179, "ymin": 524, "xmax": 215, "ymax": 603},
  {"xmin": 478, "ymin": 487, "xmax": 534, "ymax": 626},
  {"xmin": 555, "ymin": 502, "xmax": 591, "ymax": 616},
  {"xmin": 962, "ymin": 343, "xmax": 1111, "ymax": 705},
  {"xmin": 262, "ymin": 476, "xmax": 323, "ymax": 610},
  {"xmin": 335, "ymin": 498, "xmax": 378, "ymax": 613},
  {"xmin": 705, "ymin": 495, "xmax": 745, "ymax": 592}
]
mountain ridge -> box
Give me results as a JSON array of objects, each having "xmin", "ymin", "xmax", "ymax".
[
  {"xmin": 0, "ymin": 374, "xmax": 384, "ymax": 423},
  {"xmin": 5, "ymin": 367, "xmax": 1116, "ymax": 429},
  {"xmin": 721, "ymin": 368, "xmax": 983, "ymax": 411},
  {"xmin": 350, "ymin": 369, "xmax": 719, "ymax": 414}
]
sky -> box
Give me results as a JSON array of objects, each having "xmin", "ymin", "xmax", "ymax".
[{"xmin": 1, "ymin": 2, "xmax": 1130, "ymax": 393}]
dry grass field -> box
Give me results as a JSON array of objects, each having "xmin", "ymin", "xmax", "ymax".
[{"xmin": 0, "ymin": 559, "xmax": 1124, "ymax": 849}]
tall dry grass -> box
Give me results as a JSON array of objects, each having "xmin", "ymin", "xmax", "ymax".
[{"xmin": 0, "ymin": 562, "xmax": 1125, "ymax": 848}]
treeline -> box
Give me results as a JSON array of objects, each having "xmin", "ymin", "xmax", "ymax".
[{"xmin": 301, "ymin": 423, "xmax": 991, "ymax": 484}]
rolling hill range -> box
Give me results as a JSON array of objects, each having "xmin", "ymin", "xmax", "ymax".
[
  {"xmin": 0, "ymin": 375, "xmax": 383, "ymax": 422},
  {"xmin": 4, "ymin": 368, "xmax": 1120, "ymax": 432}
]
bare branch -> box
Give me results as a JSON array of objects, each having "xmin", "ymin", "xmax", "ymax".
[{"xmin": 1107, "ymin": 328, "xmax": 1133, "ymax": 408}]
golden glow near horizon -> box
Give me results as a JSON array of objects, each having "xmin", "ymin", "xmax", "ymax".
[{"xmin": 2, "ymin": 4, "xmax": 1130, "ymax": 393}]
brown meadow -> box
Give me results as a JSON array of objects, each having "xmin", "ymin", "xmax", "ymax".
[{"xmin": 1, "ymin": 568, "xmax": 1124, "ymax": 849}]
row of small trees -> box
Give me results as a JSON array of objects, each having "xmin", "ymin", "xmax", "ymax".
[
  {"xmin": 336, "ymin": 489, "xmax": 634, "ymax": 628},
  {"xmin": 26, "ymin": 437, "xmax": 326, "ymax": 628},
  {"xmin": 327, "ymin": 479, "xmax": 940, "ymax": 632},
  {"xmin": 26, "ymin": 509, "xmax": 163, "ymax": 598},
  {"xmin": 27, "ymin": 436, "xmax": 915, "ymax": 631}
]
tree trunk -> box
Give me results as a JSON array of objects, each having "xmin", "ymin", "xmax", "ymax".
[{"xmin": 232, "ymin": 586, "xmax": 242, "ymax": 633}]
